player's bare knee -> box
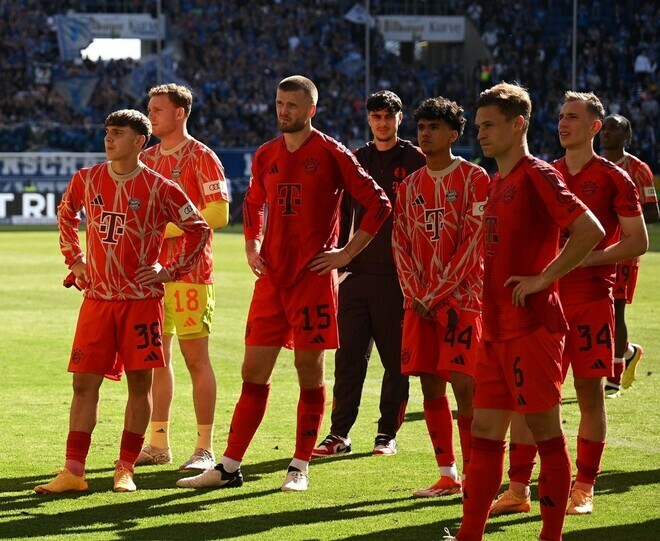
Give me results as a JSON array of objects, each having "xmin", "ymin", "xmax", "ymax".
[
  {"xmin": 450, "ymin": 373, "xmax": 473, "ymax": 408},
  {"xmin": 524, "ymin": 406, "xmax": 563, "ymax": 441},
  {"xmin": 420, "ymin": 374, "xmax": 446, "ymax": 399}
]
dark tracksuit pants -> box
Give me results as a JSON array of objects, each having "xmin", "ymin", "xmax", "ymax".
[{"xmin": 330, "ymin": 272, "xmax": 408, "ymax": 438}]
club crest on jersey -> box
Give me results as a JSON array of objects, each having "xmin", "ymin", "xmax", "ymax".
[
  {"xmin": 394, "ymin": 166, "xmax": 407, "ymax": 180},
  {"xmin": 303, "ymin": 157, "xmax": 320, "ymax": 173},
  {"xmin": 70, "ymin": 348, "xmax": 83, "ymax": 365},
  {"xmin": 401, "ymin": 348, "xmax": 412, "ymax": 365},
  {"xmin": 178, "ymin": 202, "xmax": 195, "ymax": 221},
  {"xmin": 581, "ymin": 181, "xmax": 598, "ymax": 198},
  {"xmin": 128, "ymin": 198, "xmax": 141, "ymax": 211},
  {"xmin": 446, "ymin": 189, "xmax": 459, "ymax": 203},
  {"xmin": 502, "ymin": 184, "xmax": 516, "ymax": 203},
  {"xmin": 171, "ymin": 167, "xmax": 182, "ymax": 181}
]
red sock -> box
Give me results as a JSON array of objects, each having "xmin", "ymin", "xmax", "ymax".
[
  {"xmin": 66, "ymin": 431, "xmax": 92, "ymax": 466},
  {"xmin": 608, "ymin": 361, "xmax": 624, "ymax": 386},
  {"xmin": 119, "ymin": 430, "xmax": 145, "ymax": 468},
  {"xmin": 537, "ymin": 435, "xmax": 572, "ymax": 541},
  {"xmin": 224, "ymin": 382, "xmax": 270, "ymax": 462},
  {"xmin": 424, "ymin": 396, "xmax": 455, "ymax": 468},
  {"xmin": 457, "ymin": 414, "xmax": 472, "ymax": 474},
  {"xmin": 508, "ymin": 443, "xmax": 537, "ymax": 485},
  {"xmin": 457, "ymin": 437, "xmax": 506, "ymax": 541},
  {"xmin": 575, "ymin": 436, "xmax": 605, "ymax": 486},
  {"xmin": 294, "ymin": 385, "xmax": 326, "ymax": 462}
]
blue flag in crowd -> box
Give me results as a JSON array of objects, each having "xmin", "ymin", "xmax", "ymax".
[
  {"xmin": 53, "ymin": 75, "xmax": 99, "ymax": 115},
  {"xmin": 55, "ymin": 15, "xmax": 94, "ymax": 61}
]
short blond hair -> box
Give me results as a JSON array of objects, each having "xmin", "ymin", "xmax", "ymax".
[
  {"xmin": 148, "ymin": 83, "xmax": 193, "ymax": 117},
  {"xmin": 563, "ymin": 91, "xmax": 605, "ymax": 120},
  {"xmin": 476, "ymin": 82, "xmax": 532, "ymax": 131}
]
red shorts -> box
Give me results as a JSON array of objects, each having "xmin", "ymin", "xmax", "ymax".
[
  {"xmin": 473, "ymin": 326, "xmax": 564, "ymax": 415},
  {"xmin": 613, "ymin": 260, "xmax": 639, "ymax": 303},
  {"xmin": 69, "ymin": 298, "xmax": 165, "ymax": 380},
  {"xmin": 245, "ymin": 269, "xmax": 339, "ymax": 350},
  {"xmin": 562, "ymin": 298, "xmax": 614, "ymax": 379},
  {"xmin": 400, "ymin": 310, "xmax": 480, "ymax": 378}
]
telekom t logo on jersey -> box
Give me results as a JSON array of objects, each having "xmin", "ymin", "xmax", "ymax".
[
  {"xmin": 99, "ymin": 211, "xmax": 126, "ymax": 244},
  {"xmin": 485, "ymin": 217, "xmax": 499, "ymax": 246},
  {"xmin": 278, "ymin": 183, "xmax": 302, "ymax": 215},
  {"xmin": 424, "ymin": 208, "xmax": 445, "ymax": 241}
]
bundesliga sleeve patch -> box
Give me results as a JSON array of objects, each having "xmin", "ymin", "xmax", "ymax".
[
  {"xmin": 472, "ymin": 201, "xmax": 486, "ymax": 216},
  {"xmin": 203, "ymin": 180, "xmax": 225, "ymax": 196},
  {"xmin": 644, "ymin": 186, "xmax": 656, "ymax": 198},
  {"xmin": 178, "ymin": 202, "xmax": 196, "ymax": 221}
]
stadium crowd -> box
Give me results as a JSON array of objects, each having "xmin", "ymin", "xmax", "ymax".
[{"xmin": 0, "ymin": 0, "xmax": 657, "ymax": 172}]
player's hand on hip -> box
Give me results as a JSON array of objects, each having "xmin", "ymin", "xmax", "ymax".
[
  {"xmin": 504, "ymin": 275, "xmax": 548, "ymax": 307},
  {"xmin": 71, "ymin": 259, "xmax": 88, "ymax": 284},
  {"xmin": 246, "ymin": 239, "xmax": 266, "ymax": 276},
  {"xmin": 135, "ymin": 263, "xmax": 170, "ymax": 285},
  {"xmin": 307, "ymin": 248, "xmax": 350, "ymax": 275}
]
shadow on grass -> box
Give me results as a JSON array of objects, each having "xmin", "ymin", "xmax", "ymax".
[
  {"xmin": 563, "ymin": 518, "xmax": 660, "ymax": 541},
  {"xmin": 3, "ymin": 467, "xmax": 658, "ymax": 540},
  {"xmin": 0, "ymin": 485, "xmax": 454, "ymax": 540}
]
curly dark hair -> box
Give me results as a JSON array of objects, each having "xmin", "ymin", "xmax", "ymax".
[{"xmin": 413, "ymin": 97, "xmax": 467, "ymax": 137}]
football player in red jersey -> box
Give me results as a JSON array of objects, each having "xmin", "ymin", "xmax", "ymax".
[
  {"xmin": 177, "ymin": 76, "xmax": 391, "ymax": 492},
  {"xmin": 445, "ymin": 84, "xmax": 604, "ymax": 541},
  {"xmin": 600, "ymin": 114, "xmax": 659, "ymax": 395},
  {"xmin": 137, "ymin": 84, "xmax": 229, "ymax": 472},
  {"xmin": 490, "ymin": 93, "xmax": 647, "ymax": 518},
  {"xmin": 313, "ymin": 90, "xmax": 425, "ymax": 459},
  {"xmin": 35, "ymin": 109, "xmax": 209, "ymax": 495},
  {"xmin": 392, "ymin": 97, "xmax": 489, "ymax": 498}
]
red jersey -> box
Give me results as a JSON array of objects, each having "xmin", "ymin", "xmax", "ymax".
[
  {"xmin": 392, "ymin": 157, "xmax": 489, "ymax": 314},
  {"xmin": 616, "ymin": 153, "xmax": 657, "ymax": 205},
  {"xmin": 482, "ymin": 155, "xmax": 588, "ymax": 341},
  {"xmin": 141, "ymin": 137, "xmax": 228, "ymax": 284},
  {"xmin": 554, "ymin": 156, "xmax": 641, "ymax": 303},
  {"xmin": 58, "ymin": 162, "xmax": 210, "ymax": 301},
  {"xmin": 243, "ymin": 129, "xmax": 391, "ymax": 287}
]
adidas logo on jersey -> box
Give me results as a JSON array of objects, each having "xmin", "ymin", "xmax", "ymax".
[
  {"xmin": 310, "ymin": 334, "xmax": 325, "ymax": 344},
  {"xmin": 434, "ymin": 446, "xmax": 445, "ymax": 455},
  {"xmin": 517, "ymin": 394, "xmax": 527, "ymax": 406},
  {"xmin": 90, "ymin": 194, "xmax": 104, "ymax": 206},
  {"xmin": 412, "ymin": 194, "xmax": 426, "ymax": 206},
  {"xmin": 144, "ymin": 350, "xmax": 159, "ymax": 363},
  {"xmin": 183, "ymin": 317, "xmax": 197, "ymax": 328},
  {"xmin": 269, "ymin": 163, "xmax": 279, "ymax": 174},
  {"xmin": 591, "ymin": 359, "xmax": 607, "ymax": 370},
  {"xmin": 450, "ymin": 354, "xmax": 466, "ymax": 366}
]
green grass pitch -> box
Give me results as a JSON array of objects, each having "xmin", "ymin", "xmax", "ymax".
[{"xmin": 0, "ymin": 227, "xmax": 658, "ymax": 540}]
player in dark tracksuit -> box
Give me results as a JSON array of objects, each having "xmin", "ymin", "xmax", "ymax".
[{"xmin": 313, "ymin": 91, "xmax": 426, "ymax": 456}]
